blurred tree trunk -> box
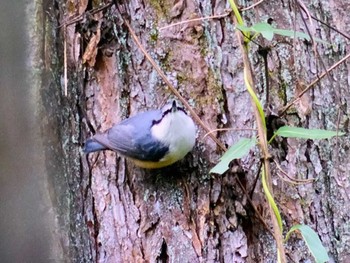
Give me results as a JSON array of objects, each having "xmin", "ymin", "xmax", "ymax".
[{"xmin": 43, "ymin": 0, "xmax": 350, "ymax": 262}]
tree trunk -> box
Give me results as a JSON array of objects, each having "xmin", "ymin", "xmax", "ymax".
[{"xmin": 39, "ymin": 0, "xmax": 350, "ymax": 262}]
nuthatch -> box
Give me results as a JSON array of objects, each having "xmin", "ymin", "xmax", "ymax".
[{"xmin": 84, "ymin": 100, "xmax": 196, "ymax": 169}]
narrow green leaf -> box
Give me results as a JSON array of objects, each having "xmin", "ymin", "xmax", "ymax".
[
  {"xmin": 236, "ymin": 22, "xmax": 329, "ymax": 44},
  {"xmin": 260, "ymin": 30, "xmax": 274, "ymax": 41},
  {"xmin": 236, "ymin": 24, "xmax": 251, "ymax": 31},
  {"xmin": 237, "ymin": 23, "xmax": 274, "ymax": 41},
  {"xmin": 228, "ymin": 0, "xmax": 244, "ymax": 26},
  {"xmin": 272, "ymin": 28, "xmax": 310, "ymax": 39},
  {"xmin": 243, "ymin": 69, "xmax": 266, "ymax": 128},
  {"xmin": 252, "ymin": 22, "xmax": 274, "ymax": 41},
  {"xmin": 251, "ymin": 22, "xmax": 274, "ymax": 32},
  {"xmin": 210, "ymin": 138, "xmax": 256, "ymax": 174},
  {"xmin": 275, "ymin": 126, "xmax": 345, "ymax": 139},
  {"xmin": 261, "ymin": 168, "xmax": 283, "ymax": 232},
  {"xmin": 286, "ymin": 225, "xmax": 329, "ymax": 263},
  {"xmin": 273, "ymin": 29, "xmax": 329, "ymax": 45}
]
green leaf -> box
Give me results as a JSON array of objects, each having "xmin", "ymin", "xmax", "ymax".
[
  {"xmin": 237, "ymin": 23, "xmax": 274, "ymax": 41},
  {"xmin": 243, "ymin": 69, "xmax": 266, "ymax": 128},
  {"xmin": 251, "ymin": 22, "xmax": 273, "ymax": 32},
  {"xmin": 210, "ymin": 138, "xmax": 256, "ymax": 174},
  {"xmin": 285, "ymin": 225, "xmax": 329, "ymax": 263},
  {"xmin": 251, "ymin": 22, "xmax": 274, "ymax": 41},
  {"xmin": 228, "ymin": 0, "xmax": 244, "ymax": 27},
  {"xmin": 236, "ymin": 22, "xmax": 329, "ymax": 44},
  {"xmin": 273, "ymin": 29, "xmax": 329, "ymax": 45},
  {"xmin": 261, "ymin": 168, "xmax": 283, "ymax": 232},
  {"xmin": 235, "ymin": 24, "xmax": 251, "ymax": 31},
  {"xmin": 275, "ymin": 126, "xmax": 345, "ymax": 139}
]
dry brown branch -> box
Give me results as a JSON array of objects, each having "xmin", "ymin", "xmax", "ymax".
[{"xmin": 279, "ymin": 52, "xmax": 350, "ymax": 116}]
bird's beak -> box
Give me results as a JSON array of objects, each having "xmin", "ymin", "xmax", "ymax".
[{"xmin": 171, "ymin": 100, "xmax": 177, "ymax": 112}]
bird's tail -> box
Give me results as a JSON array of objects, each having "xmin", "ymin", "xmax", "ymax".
[{"xmin": 83, "ymin": 138, "xmax": 107, "ymax": 153}]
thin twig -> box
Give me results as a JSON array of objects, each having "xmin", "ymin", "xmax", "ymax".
[
  {"xmin": 310, "ymin": 15, "xmax": 350, "ymax": 41},
  {"xmin": 273, "ymin": 159, "xmax": 314, "ymax": 185},
  {"xmin": 240, "ymin": 0, "xmax": 264, "ymax": 11},
  {"xmin": 58, "ymin": 3, "xmax": 113, "ymax": 28},
  {"xmin": 296, "ymin": 0, "xmax": 316, "ymax": 50},
  {"xmin": 158, "ymin": 12, "xmax": 231, "ymax": 31},
  {"xmin": 296, "ymin": 0, "xmax": 331, "ymax": 84},
  {"xmin": 279, "ymin": 52, "xmax": 350, "ymax": 116}
]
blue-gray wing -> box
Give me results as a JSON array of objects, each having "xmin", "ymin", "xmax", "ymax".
[{"xmin": 92, "ymin": 110, "xmax": 169, "ymax": 161}]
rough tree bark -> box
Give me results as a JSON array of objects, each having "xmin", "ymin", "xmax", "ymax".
[{"xmin": 41, "ymin": 0, "xmax": 350, "ymax": 262}]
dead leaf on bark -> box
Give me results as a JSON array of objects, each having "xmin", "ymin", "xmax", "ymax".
[
  {"xmin": 82, "ymin": 25, "xmax": 101, "ymax": 67},
  {"xmin": 295, "ymin": 80, "xmax": 312, "ymax": 117}
]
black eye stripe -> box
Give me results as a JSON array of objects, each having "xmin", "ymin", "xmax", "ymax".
[
  {"xmin": 152, "ymin": 106, "xmax": 187, "ymax": 126},
  {"xmin": 177, "ymin": 106, "xmax": 187, "ymax": 114}
]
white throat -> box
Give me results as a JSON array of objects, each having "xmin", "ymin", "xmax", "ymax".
[{"xmin": 151, "ymin": 110, "xmax": 196, "ymax": 162}]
